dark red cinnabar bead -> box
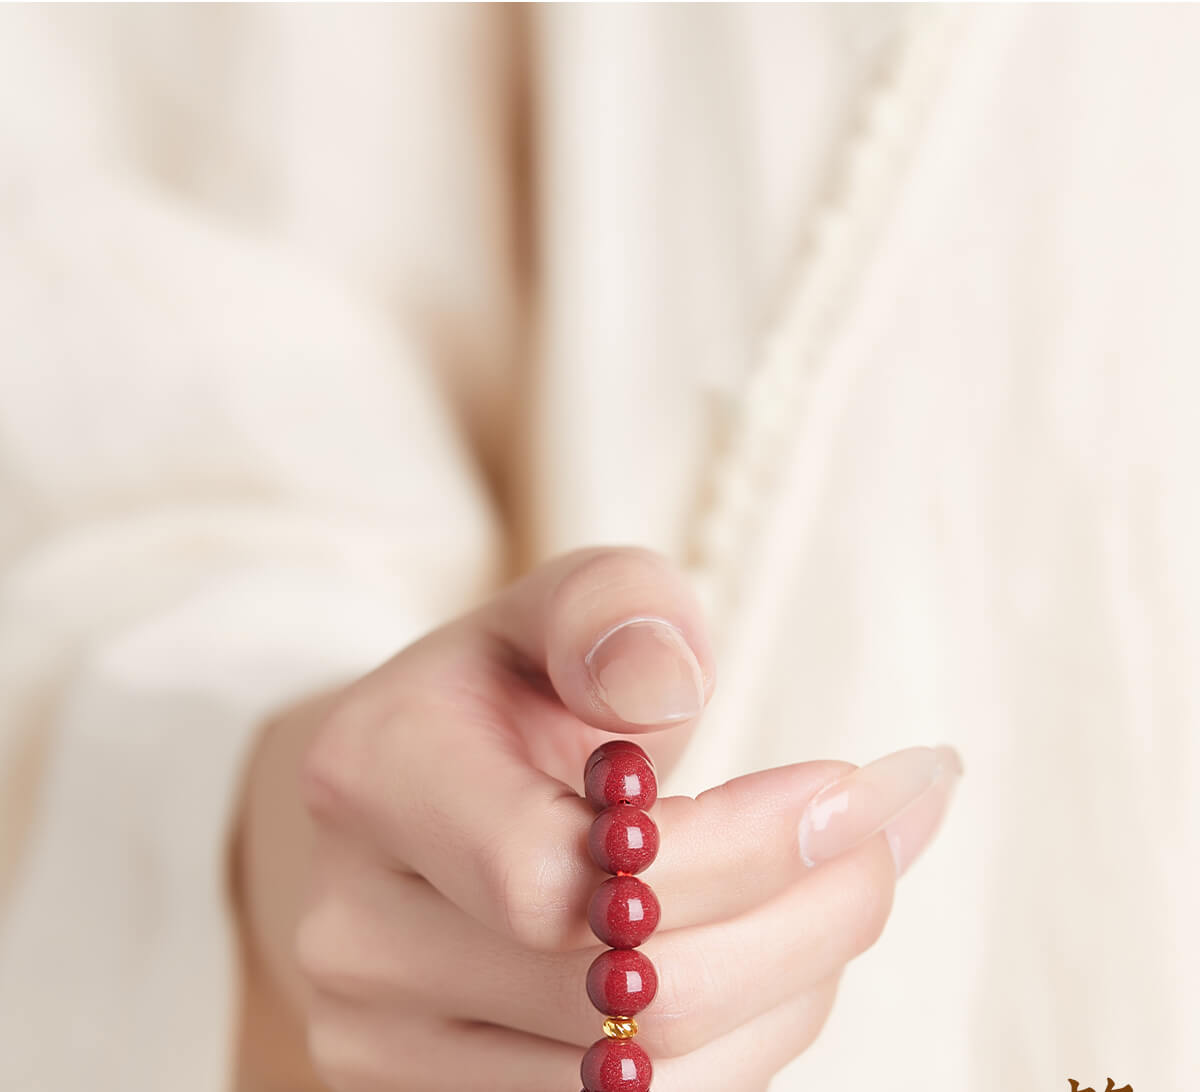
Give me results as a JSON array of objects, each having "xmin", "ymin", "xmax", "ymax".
[
  {"xmin": 588, "ymin": 874, "xmax": 661, "ymax": 949},
  {"xmin": 584, "ymin": 747, "xmax": 657, "ymax": 812},
  {"xmin": 586, "ymin": 948, "xmax": 659, "ymax": 1016},
  {"xmin": 580, "ymin": 1036, "xmax": 653, "ymax": 1092},
  {"xmin": 585, "ymin": 739, "xmax": 654, "ymax": 777},
  {"xmin": 588, "ymin": 804, "xmax": 660, "ymax": 875}
]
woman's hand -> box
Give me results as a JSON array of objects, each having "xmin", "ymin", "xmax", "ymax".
[{"xmin": 235, "ymin": 548, "xmax": 961, "ymax": 1091}]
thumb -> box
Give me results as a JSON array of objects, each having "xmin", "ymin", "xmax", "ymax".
[
  {"xmin": 300, "ymin": 547, "xmax": 714, "ymax": 949},
  {"xmin": 481, "ymin": 546, "xmax": 715, "ymax": 734}
]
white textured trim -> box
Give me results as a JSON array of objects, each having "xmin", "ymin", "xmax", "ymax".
[{"xmin": 686, "ymin": 8, "xmax": 961, "ymax": 633}]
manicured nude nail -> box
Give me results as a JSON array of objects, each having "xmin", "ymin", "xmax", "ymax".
[
  {"xmin": 884, "ymin": 745, "xmax": 962, "ymax": 875},
  {"xmin": 797, "ymin": 745, "xmax": 962, "ymax": 870},
  {"xmin": 586, "ymin": 617, "xmax": 706, "ymax": 726}
]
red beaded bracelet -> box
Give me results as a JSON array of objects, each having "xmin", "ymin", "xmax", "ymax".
[{"xmin": 580, "ymin": 740, "xmax": 660, "ymax": 1092}]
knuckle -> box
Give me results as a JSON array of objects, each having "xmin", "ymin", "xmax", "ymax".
[
  {"xmin": 294, "ymin": 904, "xmax": 339, "ymax": 991},
  {"xmin": 294, "ymin": 901, "xmax": 373, "ymax": 998},
  {"xmin": 299, "ymin": 701, "xmax": 370, "ymax": 826},
  {"xmin": 483, "ymin": 830, "xmax": 576, "ymax": 952}
]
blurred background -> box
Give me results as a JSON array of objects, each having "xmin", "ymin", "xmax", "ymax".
[{"xmin": 0, "ymin": 5, "xmax": 1196, "ymax": 1091}]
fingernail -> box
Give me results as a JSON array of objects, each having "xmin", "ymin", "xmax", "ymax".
[
  {"xmin": 797, "ymin": 745, "xmax": 963, "ymax": 870},
  {"xmin": 585, "ymin": 617, "xmax": 706, "ymax": 726},
  {"xmin": 884, "ymin": 745, "xmax": 962, "ymax": 876}
]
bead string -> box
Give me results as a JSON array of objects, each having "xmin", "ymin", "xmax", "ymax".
[{"xmin": 580, "ymin": 741, "xmax": 661, "ymax": 1092}]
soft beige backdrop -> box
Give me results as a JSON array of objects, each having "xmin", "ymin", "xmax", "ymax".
[{"xmin": 0, "ymin": 6, "xmax": 1195, "ymax": 1091}]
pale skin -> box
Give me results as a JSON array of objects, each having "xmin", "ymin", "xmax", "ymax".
[{"xmin": 234, "ymin": 547, "xmax": 961, "ymax": 1091}]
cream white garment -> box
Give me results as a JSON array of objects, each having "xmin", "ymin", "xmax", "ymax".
[{"xmin": 0, "ymin": 6, "xmax": 1196, "ymax": 1091}]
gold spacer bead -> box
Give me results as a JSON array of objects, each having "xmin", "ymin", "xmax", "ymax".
[{"xmin": 602, "ymin": 1016, "xmax": 639, "ymax": 1040}]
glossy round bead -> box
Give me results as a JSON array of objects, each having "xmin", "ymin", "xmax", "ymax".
[
  {"xmin": 588, "ymin": 805, "xmax": 659, "ymax": 875},
  {"xmin": 580, "ymin": 1037, "xmax": 653, "ymax": 1092},
  {"xmin": 586, "ymin": 948, "xmax": 659, "ymax": 1016},
  {"xmin": 588, "ymin": 875, "xmax": 661, "ymax": 949},
  {"xmin": 584, "ymin": 748, "xmax": 657, "ymax": 812},
  {"xmin": 585, "ymin": 739, "xmax": 654, "ymax": 778}
]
